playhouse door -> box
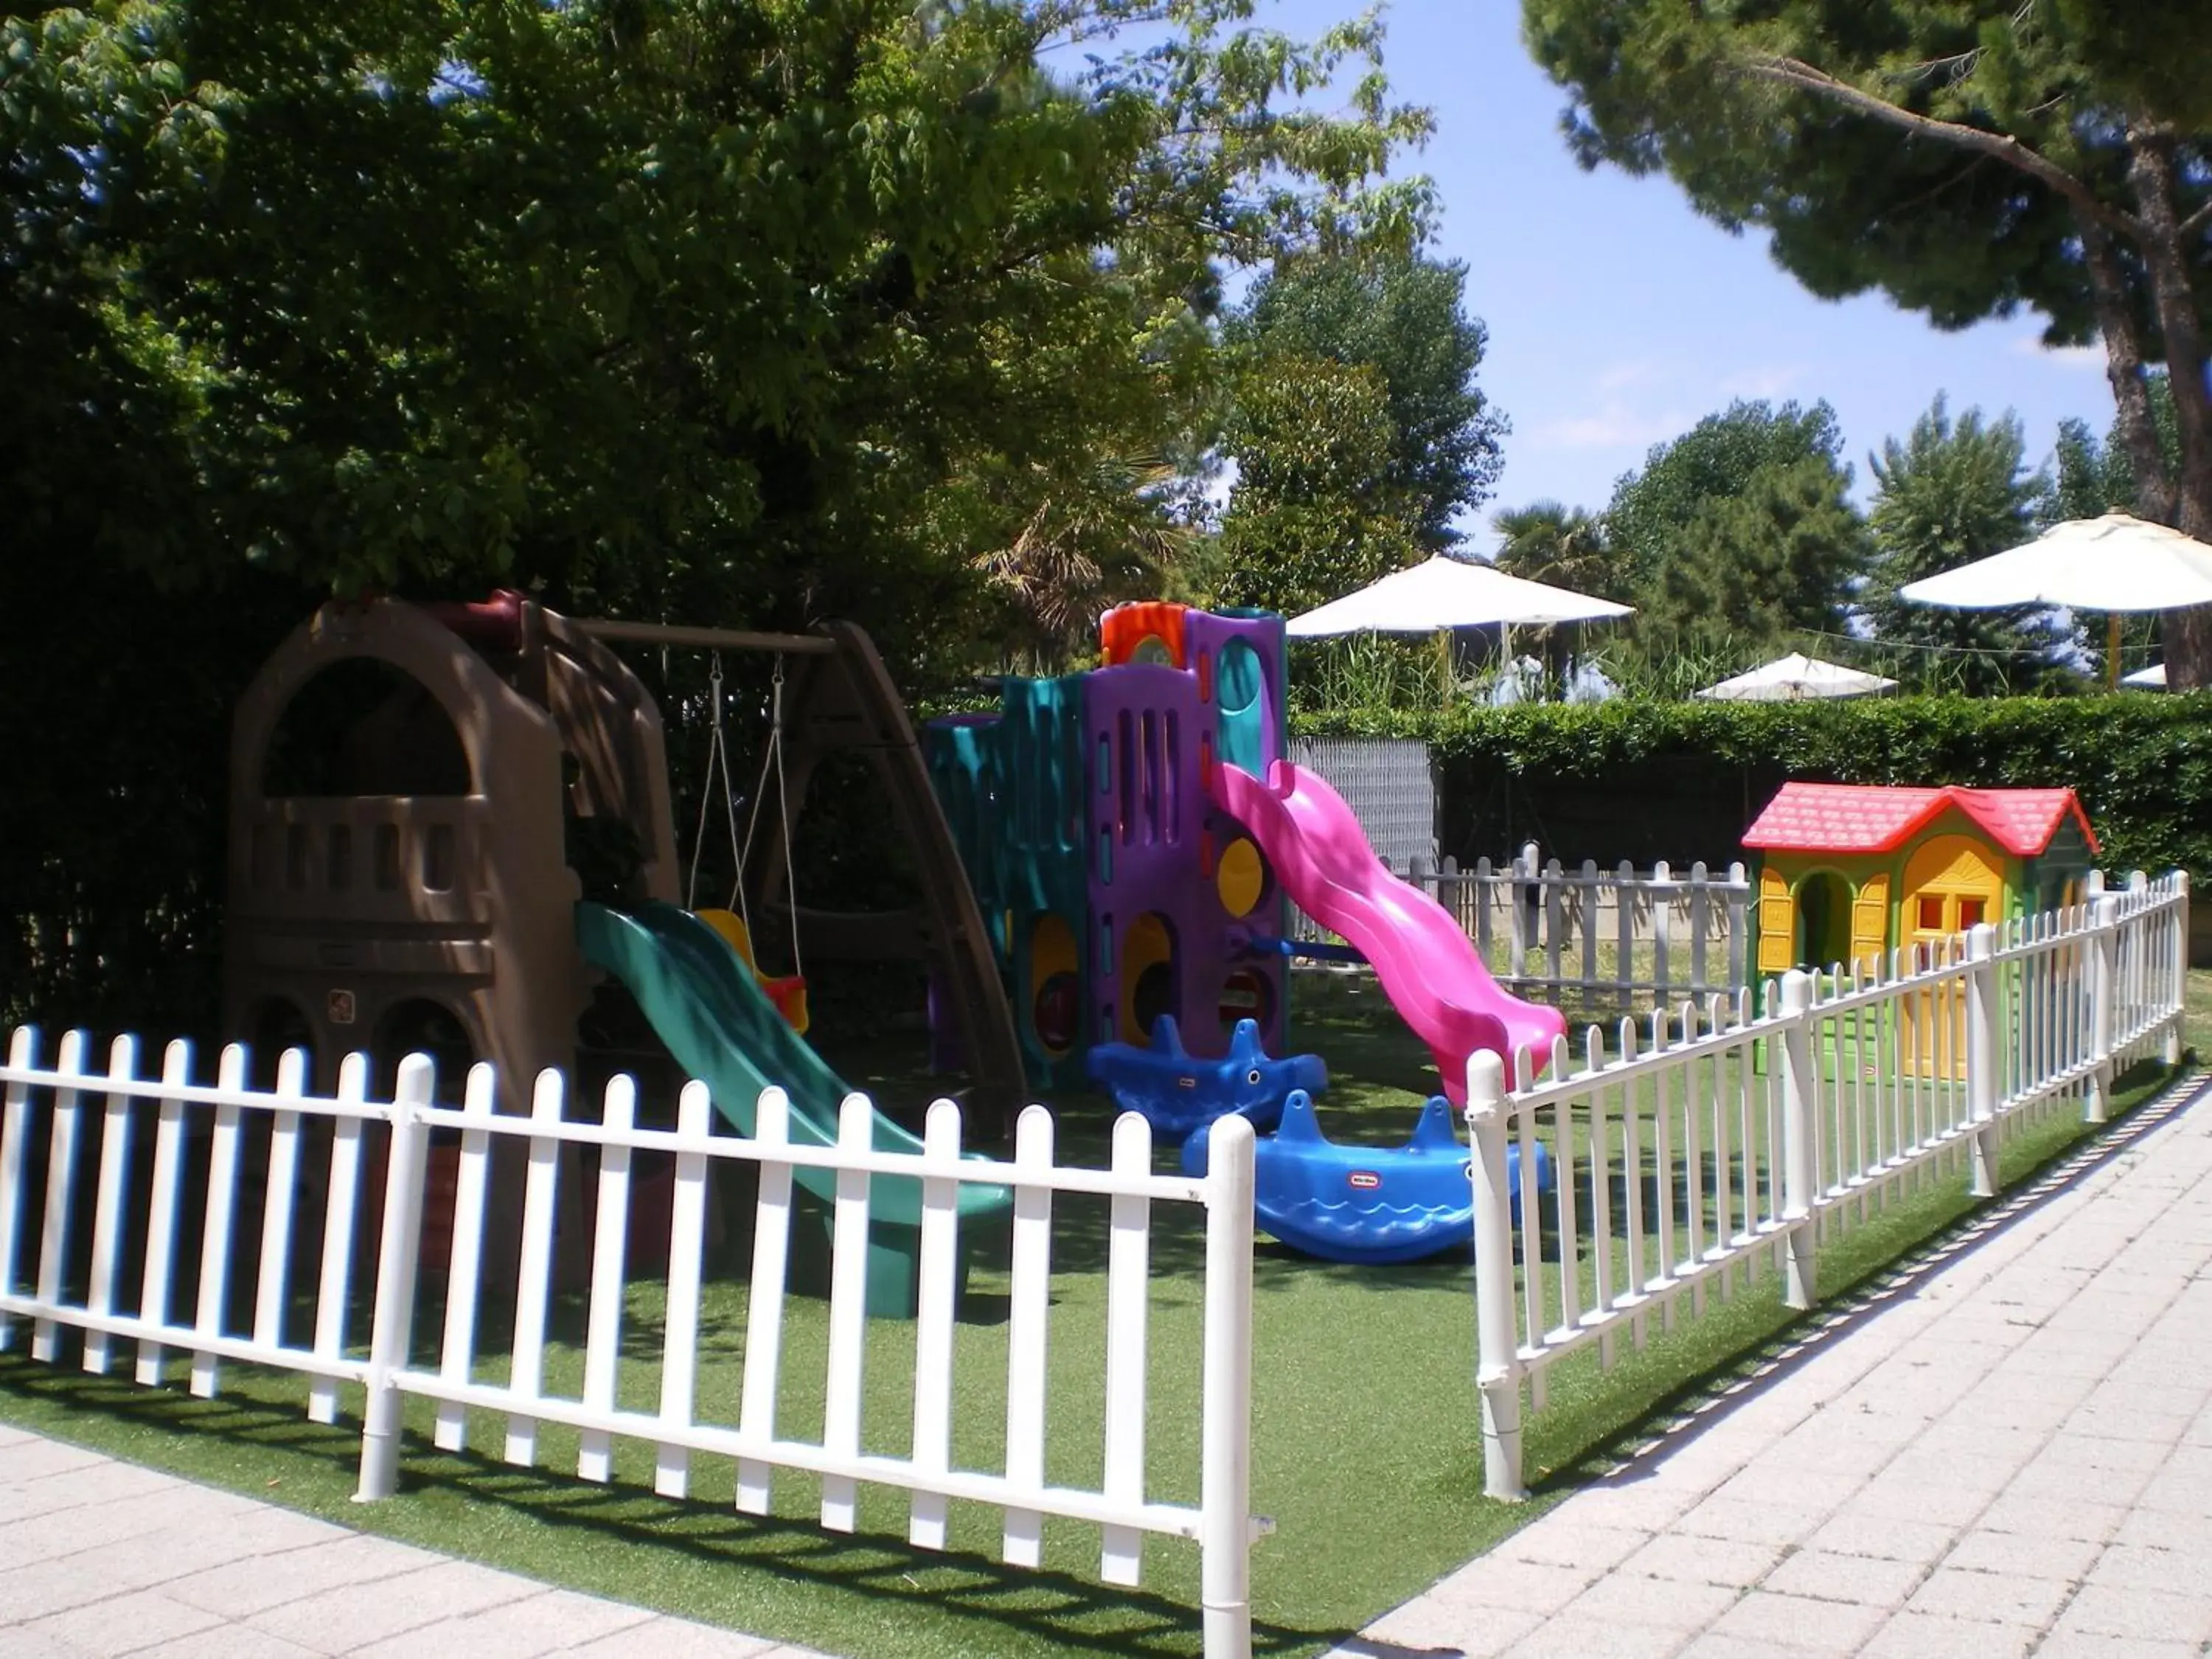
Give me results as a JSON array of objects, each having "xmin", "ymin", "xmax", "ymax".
[{"xmin": 1900, "ymin": 836, "xmax": 2004, "ymax": 1080}]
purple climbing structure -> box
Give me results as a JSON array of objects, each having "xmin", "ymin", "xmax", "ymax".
[{"xmin": 1086, "ymin": 606, "xmax": 1289, "ymax": 1059}]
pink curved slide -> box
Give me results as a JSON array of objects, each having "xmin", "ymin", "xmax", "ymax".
[{"xmin": 1210, "ymin": 759, "xmax": 1566, "ymax": 1095}]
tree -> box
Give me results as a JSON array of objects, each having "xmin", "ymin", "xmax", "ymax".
[
  {"xmin": 1, "ymin": 0, "xmax": 1436, "ymax": 1026},
  {"xmin": 1604, "ymin": 400, "xmax": 1867, "ymax": 646},
  {"xmin": 1523, "ymin": 0, "xmax": 2212, "ymax": 686},
  {"xmin": 1646, "ymin": 454, "xmax": 1869, "ymax": 649},
  {"xmin": 1489, "ymin": 500, "xmax": 1622, "ymax": 683},
  {"xmin": 1205, "ymin": 355, "xmax": 1422, "ymax": 617},
  {"xmin": 2048, "ymin": 375, "xmax": 2183, "ymax": 524},
  {"xmin": 1491, "ymin": 501, "xmax": 1619, "ymax": 597},
  {"xmin": 2045, "ymin": 379, "xmax": 2182, "ymax": 681},
  {"xmin": 1228, "ymin": 251, "xmax": 1507, "ymax": 549},
  {"xmin": 1860, "ymin": 397, "xmax": 2067, "ymax": 692}
]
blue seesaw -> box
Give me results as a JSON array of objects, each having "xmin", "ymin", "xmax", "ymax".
[
  {"xmin": 1182, "ymin": 1090, "xmax": 1554, "ymax": 1265},
  {"xmin": 1086, "ymin": 1015, "xmax": 1327, "ymax": 1142}
]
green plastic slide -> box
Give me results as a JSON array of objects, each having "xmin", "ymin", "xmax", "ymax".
[{"xmin": 574, "ymin": 901, "xmax": 1009, "ymax": 1316}]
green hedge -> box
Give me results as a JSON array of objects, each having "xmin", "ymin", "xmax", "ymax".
[{"xmin": 1293, "ymin": 695, "xmax": 2212, "ymax": 880}]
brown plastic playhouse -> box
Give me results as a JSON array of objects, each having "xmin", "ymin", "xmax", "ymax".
[{"xmin": 223, "ymin": 592, "xmax": 1024, "ymax": 1128}]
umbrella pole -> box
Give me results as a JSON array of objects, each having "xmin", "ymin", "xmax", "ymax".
[{"xmin": 2107, "ymin": 613, "xmax": 2121, "ymax": 690}]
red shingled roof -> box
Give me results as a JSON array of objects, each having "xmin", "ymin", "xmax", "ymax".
[{"xmin": 1744, "ymin": 783, "xmax": 2096, "ymax": 858}]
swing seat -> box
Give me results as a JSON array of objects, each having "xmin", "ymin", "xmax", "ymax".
[{"xmin": 695, "ymin": 909, "xmax": 811, "ymax": 1035}]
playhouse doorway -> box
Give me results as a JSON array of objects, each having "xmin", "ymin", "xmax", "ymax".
[{"xmin": 1791, "ymin": 872, "xmax": 1854, "ymax": 970}]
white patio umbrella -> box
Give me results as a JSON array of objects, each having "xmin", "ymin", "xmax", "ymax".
[
  {"xmin": 1897, "ymin": 512, "xmax": 2212, "ymax": 686},
  {"xmin": 1285, "ymin": 553, "xmax": 1633, "ymax": 637},
  {"xmin": 2122, "ymin": 662, "xmax": 2168, "ymax": 689},
  {"xmin": 1286, "ymin": 554, "xmax": 1632, "ymax": 705},
  {"xmin": 1694, "ymin": 652, "xmax": 1898, "ymax": 702}
]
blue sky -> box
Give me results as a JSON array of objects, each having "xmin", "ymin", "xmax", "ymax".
[{"xmin": 1262, "ymin": 0, "xmax": 2117, "ymax": 554}]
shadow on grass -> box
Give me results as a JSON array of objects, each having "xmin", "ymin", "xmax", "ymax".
[{"xmin": 0, "ymin": 1357, "xmax": 1332, "ymax": 1658}]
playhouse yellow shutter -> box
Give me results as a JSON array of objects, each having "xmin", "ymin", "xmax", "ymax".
[
  {"xmin": 1756, "ymin": 869, "xmax": 1794, "ymax": 975},
  {"xmin": 1850, "ymin": 874, "xmax": 1890, "ymax": 975}
]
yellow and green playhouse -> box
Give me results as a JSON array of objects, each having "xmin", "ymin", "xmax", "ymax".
[{"xmin": 1745, "ymin": 782, "xmax": 2099, "ymax": 977}]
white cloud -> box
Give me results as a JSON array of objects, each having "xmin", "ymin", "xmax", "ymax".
[
  {"xmin": 1596, "ymin": 359, "xmax": 1663, "ymax": 393},
  {"xmin": 1529, "ymin": 401, "xmax": 1692, "ymax": 451},
  {"xmin": 1719, "ymin": 364, "xmax": 1806, "ymax": 399}
]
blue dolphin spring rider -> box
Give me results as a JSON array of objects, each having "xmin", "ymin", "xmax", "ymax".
[
  {"xmin": 1183, "ymin": 1091, "xmax": 1554, "ymax": 1265},
  {"xmin": 1086, "ymin": 1015, "xmax": 1328, "ymax": 1142}
]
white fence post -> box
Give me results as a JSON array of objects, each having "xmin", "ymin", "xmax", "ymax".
[
  {"xmin": 2168, "ymin": 872, "xmax": 2191, "ymax": 1066},
  {"xmin": 355, "ymin": 1054, "xmax": 434, "ymax": 1503},
  {"xmin": 1466, "ymin": 1051, "xmax": 1525, "ymax": 1500},
  {"xmin": 1200, "ymin": 1112, "xmax": 1256, "ymax": 1659},
  {"xmin": 1778, "ymin": 970, "xmax": 1818, "ymax": 1312},
  {"xmin": 1966, "ymin": 924, "xmax": 2002, "ymax": 1199},
  {"xmin": 2087, "ymin": 894, "xmax": 2121, "ymax": 1124}
]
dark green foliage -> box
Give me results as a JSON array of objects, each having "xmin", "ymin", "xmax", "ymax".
[
  {"xmin": 0, "ymin": 0, "xmax": 1436, "ymax": 1033},
  {"xmin": 1605, "ymin": 400, "xmax": 1868, "ymax": 647},
  {"xmin": 1228, "ymin": 252, "xmax": 1506, "ymax": 551},
  {"xmin": 2044, "ymin": 379, "xmax": 2181, "ymax": 681},
  {"xmin": 1295, "ymin": 697, "xmax": 2212, "ymax": 881},
  {"xmin": 1521, "ymin": 0, "xmax": 2212, "ymax": 683},
  {"xmin": 1203, "ymin": 355, "xmax": 1423, "ymax": 617},
  {"xmin": 2048, "ymin": 377, "xmax": 2183, "ymax": 526},
  {"xmin": 1862, "ymin": 397, "xmax": 2070, "ymax": 693}
]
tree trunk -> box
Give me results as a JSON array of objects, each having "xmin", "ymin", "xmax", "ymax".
[
  {"xmin": 2077, "ymin": 216, "xmax": 2177, "ymax": 525},
  {"xmin": 2125, "ymin": 129, "xmax": 2212, "ymax": 689}
]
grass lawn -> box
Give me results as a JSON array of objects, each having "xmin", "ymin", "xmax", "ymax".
[{"xmin": 0, "ymin": 969, "xmax": 2201, "ymax": 1658}]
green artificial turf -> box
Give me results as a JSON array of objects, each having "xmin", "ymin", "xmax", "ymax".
[{"xmin": 0, "ymin": 971, "xmax": 2199, "ymax": 1658}]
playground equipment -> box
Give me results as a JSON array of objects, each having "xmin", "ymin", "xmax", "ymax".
[
  {"xmin": 925, "ymin": 603, "xmax": 1295, "ymax": 1089},
  {"xmin": 1085, "ymin": 1015, "xmax": 1326, "ymax": 1141},
  {"xmin": 1209, "ymin": 759, "xmax": 1565, "ymax": 1096},
  {"xmin": 1182, "ymin": 1091, "xmax": 1553, "ymax": 1265},
  {"xmin": 927, "ymin": 601, "xmax": 1563, "ymax": 1103},
  {"xmin": 1745, "ymin": 783, "xmax": 2098, "ymax": 977},
  {"xmin": 224, "ymin": 593, "xmax": 1023, "ymax": 1315}
]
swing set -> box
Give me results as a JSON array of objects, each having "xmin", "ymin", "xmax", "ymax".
[{"xmin": 686, "ymin": 650, "xmax": 810, "ymax": 1033}]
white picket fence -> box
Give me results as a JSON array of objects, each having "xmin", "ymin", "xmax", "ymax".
[
  {"xmin": 0, "ymin": 1037, "xmax": 1265, "ymax": 1658},
  {"xmin": 1467, "ymin": 869, "xmax": 2192, "ymax": 1499},
  {"xmin": 1293, "ymin": 843, "xmax": 1750, "ymax": 1005},
  {"xmin": 1427, "ymin": 844, "xmax": 1752, "ymax": 1006}
]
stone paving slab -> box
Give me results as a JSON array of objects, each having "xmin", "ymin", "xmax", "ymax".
[
  {"xmin": 1335, "ymin": 1071, "xmax": 2212, "ymax": 1658},
  {"xmin": 0, "ymin": 1429, "xmax": 827, "ymax": 1658}
]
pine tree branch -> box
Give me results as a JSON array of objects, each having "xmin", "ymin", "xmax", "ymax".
[{"xmin": 1742, "ymin": 55, "xmax": 2141, "ymax": 240}]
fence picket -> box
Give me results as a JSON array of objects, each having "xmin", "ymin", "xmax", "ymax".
[
  {"xmin": 1100, "ymin": 1110, "xmax": 1154, "ymax": 1586},
  {"xmin": 189, "ymin": 1043, "xmax": 248, "ymax": 1396},
  {"xmin": 1003, "ymin": 1105, "xmax": 1056, "ymax": 1567},
  {"xmin": 736, "ymin": 1086, "xmax": 795, "ymax": 1516},
  {"xmin": 907, "ymin": 1099, "xmax": 963, "ymax": 1549},
  {"xmin": 820, "ymin": 1093, "xmax": 876, "ymax": 1533},
  {"xmin": 135, "ymin": 1040, "xmax": 192, "ymax": 1385},
  {"xmin": 83, "ymin": 1035, "xmax": 139, "ymax": 1375},
  {"xmin": 502, "ymin": 1068, "xmax": 566, "ymax": 1467},
  {"xmin": 433, "ymin": 1062, "xmax": 498, "ymax": 1450},
  {"xmin": 578, "ymin": 1074, "xmax": 636, "ymax": 1483},
  {"xmin": 251, "ymin": 1048, "xmax": 309, "ymax": 1355},
  {"xmin": 654, "ymin": 1080, "xmax": 713, "ymax": 1500},
  {"xmin": 33, "ymin": 1031, "xmax": 89, "ymax": 1364},
  {"xmin": 309, "ymin": 1054, "xmax": 371, "ymax": 1424},
  {"xmin": 0, "ymin": 1027, "xmax": 34, "ymax": 1352}
]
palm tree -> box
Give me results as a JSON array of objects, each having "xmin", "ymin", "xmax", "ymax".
[
  {"xmin": 1490, "ymin": 501, "xmax": 1618, "ymax": 594},
  {"xmin": 972, "ymin": 454, "xmax": 1189, "ymax": 672},
  {"xmin": 1488, "ymin": 501, "xmax": 1620, "ymax": 687}
]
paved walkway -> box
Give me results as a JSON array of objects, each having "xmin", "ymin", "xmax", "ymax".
[
  {"xmin": 1339, "ymin": 1071, "xmax": 2212, "ymax": 1659},
  {"xmin": 0, "ymin": 1427, "xmax": 827, "ymax": 1658}
]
